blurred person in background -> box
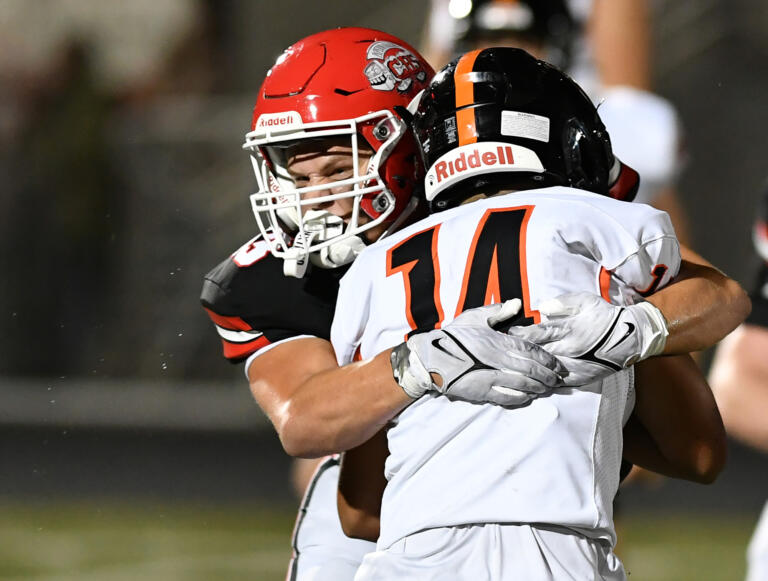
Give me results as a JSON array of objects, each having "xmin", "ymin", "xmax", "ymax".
[
  {"xmin": 0, "ymin": 0, "xmax": 210, "ymax": 378},
  {"xmin": 420, "ymin": 0, "xmax": 692, "ymax": 246},
  {"xmin": 709, "ymin": 187, "xmax": 768, "ymax": 581}
]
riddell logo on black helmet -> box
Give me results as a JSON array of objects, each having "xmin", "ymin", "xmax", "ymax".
[{"xmin": 424, "ymin": 142, "xmax": 545, "ymax": 201}]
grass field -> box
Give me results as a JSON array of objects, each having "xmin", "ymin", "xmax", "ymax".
[{"xmin": 0, "ymin": 502, "xmax": 756, "ymax": 580}]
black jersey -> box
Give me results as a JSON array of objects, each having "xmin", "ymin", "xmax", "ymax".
[{"xmin": 200, "ymin": 235, "xmax": 345, "ymax": 363}]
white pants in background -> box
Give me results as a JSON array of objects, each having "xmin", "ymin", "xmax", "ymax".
[
  {"xmin": 747, "ymin": 501, "xmax": 768, "ymax": 581},
  {"xmin": 287, "ymin": 456, "xmax": 375, "ymax": 581}
]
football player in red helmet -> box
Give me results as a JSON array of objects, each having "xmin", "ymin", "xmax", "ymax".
[
  {"xmin": 243, "ymin": 28, "xmax": 432, "ymax": 278},
  {"xmin": 202, "ymin": 28, "xmax": 571, "ymax": 581}
]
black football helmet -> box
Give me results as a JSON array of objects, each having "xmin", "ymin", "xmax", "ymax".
[
  {"xmin": 412, "ymin": 47, "xmax": 639, "ymax": 211},
  {"xmin": 449, "ymin": 0, "xmax": 577, "ymax": 70}
]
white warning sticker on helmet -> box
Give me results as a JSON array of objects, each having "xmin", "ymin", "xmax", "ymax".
[
  {"xmin": 424, "ymin": 141, "xmax": 544, "ymax": 201},
  {"xmin": 501, "ymin": 111, "xmax": 550, "ymax": 143}
]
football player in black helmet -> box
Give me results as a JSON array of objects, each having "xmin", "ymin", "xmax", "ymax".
[{"xmin": 322, "ymin": 48, "xmax": 742, "ymax": 578}]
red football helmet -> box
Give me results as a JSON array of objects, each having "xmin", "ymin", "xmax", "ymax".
[{"xmin": 244, "ymin": 27, "xmax": 434, "ymax": 276}]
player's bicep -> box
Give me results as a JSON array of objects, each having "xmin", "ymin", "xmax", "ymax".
[{"xmin": 247, "ymin": 337, "xmax": 339, "ymax": 424}]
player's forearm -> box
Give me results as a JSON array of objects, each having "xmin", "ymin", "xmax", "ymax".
[
  {"xmin": 646, "ymin": 247, "xmax": 750, "ymax": 354},
  {"xmin": 278, "ymin": 349, "xmax": 411, "ymax": 458},
  {"xmin": 628, "ymin": 354, "xmax": 726, "ymax": 483}
]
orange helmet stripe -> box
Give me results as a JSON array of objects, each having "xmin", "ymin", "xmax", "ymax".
[{"xmin": 454, "ymin": 49, "xmax": 483, "ymax": 146}]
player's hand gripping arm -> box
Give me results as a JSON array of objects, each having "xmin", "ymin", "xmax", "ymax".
[
  {"xmin": 507, "ymin": 246, "xmax": 750, "ymax": 384},
  {"xmin": 261, "ymin": 300, "xmax": 566, "ymax": 458},
  {"xmin": 623, "ymin": 354, "xmax": 727, "ymax": 483}
]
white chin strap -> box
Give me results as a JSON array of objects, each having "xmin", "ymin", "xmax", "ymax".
[
  {"xmin": 310, "ymin": 236, "xmax": 366, "ymax": 270},
  {"xmin": 282, "ymin": 211, "xmax": 367, "ymax": 278}
]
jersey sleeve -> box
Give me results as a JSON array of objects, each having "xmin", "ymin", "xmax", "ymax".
[
  {"xmin": 561, "ymin": 198, "xmax": 681, "ymax": 305},
  {"xmin": 200, "ymin": 237, "xmax": 341, "ymax": 364}
]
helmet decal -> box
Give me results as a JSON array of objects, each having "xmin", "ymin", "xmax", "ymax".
[
  {"xmin": 424, "ymin": 142, "xmax": 544, "ymax": 201},
  {"xmin": 454, "ymin": 49, "xmax": 482, "ymax": 146},
  {"xmin": 443, "ymin": 117, "xmax": 458, "ymax": 146},
  {"xmin": 364, "ymin": 41, "xmax": 428, "ymax": 93},
  {"xmin": 254, "ymin": 111, "xmax": 303, "ymax": 131},
  {"xmin": 500, "ymin": 111, "xmax": 550, "ymax": 143}
]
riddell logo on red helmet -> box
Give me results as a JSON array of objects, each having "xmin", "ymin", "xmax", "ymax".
[
  {"xmin": 255, "ymin": 111, "xmax": 302, "ymax": 131},
  {"xmin": 424, "ymin": 142, "xmax": 544, "ymax": 201}
]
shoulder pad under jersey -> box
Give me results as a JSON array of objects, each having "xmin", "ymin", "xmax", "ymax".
[{"xmin": 200, "ymin": 236, "xmax": 345, "ymax": 363}]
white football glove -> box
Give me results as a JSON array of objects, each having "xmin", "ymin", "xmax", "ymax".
[
  {"xmin": 507, "ymin": 292, "xmax": 668, "ymax": 386},
  {"xmin": 390, "ymin": 299, "xmax": 568, "ymax": 406}
]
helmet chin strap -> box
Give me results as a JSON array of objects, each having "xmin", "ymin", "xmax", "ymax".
[
  {"xmin": 283, "ymin": 197, "xmax": 418, "ymax": 276},
  {"xmin": 283, "ymin": 226, "xmax": 319, "ymax": 278},
  {"xmin": 307, "ymin": 210, "xmax": 366, "ymax": 269},
  {"xmin": 283, "ymin": 210, "xmax": 367, "ymax": 277},
  {"xmin": 311, "ymin": 236, "xmax": 367, "ymax": 269},
  {"xmin": 310, "ymin": 197, "xmax": 421, "ymax": 270}
]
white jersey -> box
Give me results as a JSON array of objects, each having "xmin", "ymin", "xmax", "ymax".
[{"xmin": 331, "ymin": 187, "xmax": 680, "ymax": 550}]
